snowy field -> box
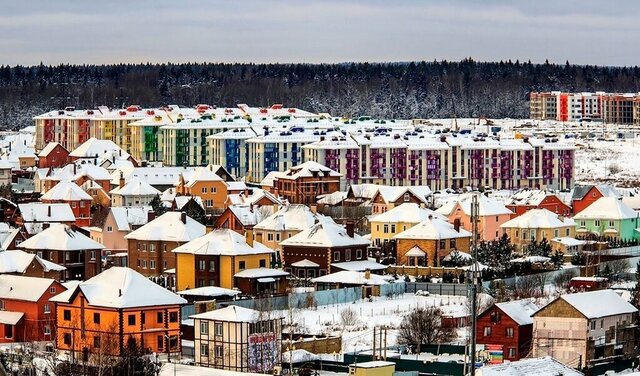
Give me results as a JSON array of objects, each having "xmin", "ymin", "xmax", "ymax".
[{"xmin": 574, "ymin": 139, "xmax": 640, "ymax": 185}]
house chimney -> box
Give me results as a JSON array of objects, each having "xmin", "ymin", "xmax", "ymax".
[
  {"xmin": 364, "ymin": 268, "xmax": 371, "ymax": 280},
  {"xmin": 310, "ymin": 204, "xmax": 317, "ymax": 214},
  {"xmin": 180, "ymin": 212, "xmax": 187, "ymax": 224},
  {"xmin": 119, "ymin": 171, "xmax": 125, "ymax": 189},
  {"xmin": 147, "ymin": 210, "xmax": 156, "ymax": 223},
  {"xmin": 453, "ymin": 218, "xmax": 461, "ymax": 232},
  {"xmin": 48, "ymin": 205, "xmax": 52, "ymax": 217},
  {"xmin": 246, "ymin": 228, "xmax": 254, "ymax": 247},
  {"xmin": 346, "ymin": 221, "xmax": 354, "ymax": 238}
]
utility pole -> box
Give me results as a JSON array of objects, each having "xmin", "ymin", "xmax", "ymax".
[
  {"xmin": 372, "ymin": 327, "xmax": 376, "ymax": 360},
  {"xmin": 468, "ymin": 192, "xmax": 481, "ymax": 376}
]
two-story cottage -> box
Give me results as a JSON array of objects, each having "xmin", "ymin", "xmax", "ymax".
[
  {"xmin": 573, "ymin": 197, "xmax": 639, "ymax": 240},
  {"xmin": 437, "ymin": 193, "xmax": 513, "ymax": 241},
  {"xmin": 369, "ymin": 203, "xmax": 443, "ymax": 248},
  {"xmin": 40, "ymin": 181, "xmax": 93, "ymax": 227},
  {"xmin": 269, "ymin": 161, "xmax": 341, "ymax": 205},
  {"xmin": 500, "ymin": 208, "xmax": 576, "ymax": 250},
  {"xmin": 505, "ymin": 189, "xmax": 572, "ymax": 218}
]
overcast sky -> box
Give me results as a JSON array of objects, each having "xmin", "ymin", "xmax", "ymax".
[{"xmin": 2, "ymin": 1, "xmax": 638, "ymax": 67}]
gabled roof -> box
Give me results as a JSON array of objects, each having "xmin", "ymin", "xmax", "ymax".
[
  {"xmin": 394, "ymin": 216, "xmax": 472, "ymax": 240},
  {"xmin": 370, "ymin": 203, "xmax": 443, "ymax": 224},
  {"xmin": 500, "ymin": 208, "xmax": 575, "ymax": 229},
  {"xmin": 18, "ymin": 224, "xmax": 105, "ymax": 251},
  {"xmin": 228, "ymin": 205, "xmax": 271, "ymax": 227},
  {"xmin": 69, "ymin": 138, "xmax": 130, "ymax": 161},
  {"xmin": 347, "ymin": 184, "xmax": 380, "ymax": 200},
  {"xmin": 279, "ymin": 218, "xmax": 369, "ymax": 248},
  {"xmin": 506, "ymin": 189, "xmax": 556, "ymax": 206},
  {"xmin": 109, "ymin": 206, "xmax": 151, "ymax": 231},
  {"xmin": 172, "ymin": 229, "xmax": 274, "ymax": 256},
  {"xmin": 276, "ymin": 161, "xmax": 341, "ymax": 180},
  {"xmin": 436, "ymin": 193, "xmax": 512, "ymax": 217},
  {"xmin": 480, "ymin": 356, "xmax": 583, "ymax": 376},
  {"xmin": 38, "ymin": 142, "xmax": 66, "ymax": 157},
  {"xmin": 538, "ymin": 290, "xmax": 638, "ymax": 319},
  {"xmin": 495, "ymin": 299, "xmax": 539, "ymax": 325},
  {"xmin": 50, "ymin": 267, "xmax": 186, "ymax": 309},
  {"xmin": 41, "ymin": 181, "xmax": 92, "ymax": 201},
  {"xmin": 190, "ymin": 305, "xmax": 261, "ymax": 323},
  {"xmin": 573, "ymin": 197, "xmax": 637, "ymax": 220},
  {"xmin": 571, "ymin": 184, "xmax": 619, "ymax": 201},
  {"xmin": 176, "ymin": 286, "xmax": 240, "ymax": 298},
  {"xmin": 374, "ymin": 185, "xmax": 430, "ymax": 205},
  {"xmin": 174, "ymin": 196, "xmax": 204, "ymax": 210},
  {"xmin": 254, "ymin": 204, "xmax": 323, "ymax": 232},
  {"xmin": 18, "ymin": 202, "xmax": 75, "ymax": 223},
  {"xmin": 110, "ymin": 177, "xmax": 160, "ymax": 196},
  {"xmin": 125, "ymin": 211, "xmax": 205, "ymax": 242},
  {"xmin": 0, "ymin": 274, "xmax": 58, "ymax": 302},
  {"xmin": 0, "ymin": 250, "xmax": 66, "ymax": 273},
  {"xmin": 178, "ymin": 166, "xmax": 224, "ymax": 188},
  {"xmin": 291, "ymin": 259, "xmax": 320, "ymax": 268},
  {"xmin": 226, "ymin": 187, "xmax": 282, "ymax": 207},
  {"xmin": 46, "ymin": 163, "xmax": 112, "ymax": 182}
]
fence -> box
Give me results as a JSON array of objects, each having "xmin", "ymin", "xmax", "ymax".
[
  {"xmin": 405, "ymin": 282, "xmax": 469, "ymax": 296},
  {"xmin": 387, "ymin": 265, "xmax": 467, "ymax": 278},
  {"xmin": 343, "ymin": 353, "xmax": 464, "ymax": 376}
]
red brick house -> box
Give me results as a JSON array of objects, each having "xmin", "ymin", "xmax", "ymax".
[
  {"xmin": 214, "ymin": 205, "xmax": 272, "ymax": 235},
  {"xmin": 571, "ymin": 185, "xmax": 619, "ymax": 215},
  {"xmin": 0, "ymin": 275, "xmax": 66, "ymax": 343},
  {"xmin": 505, "ymin": 190, "xmax": 572, "ymax": 218},
  {"xmin": 40, "ymin": 181, "xmax": 93, "ymax": 227},
  {"xmin": 37, "ymin": 142, "xmax": 69, "ymax": 169},
  {"xmin": 271, "ymin": 161, "xmax": 341, "ymax": 205},
  {"xmin": 477, "ymin": 300, "xmax": 539, "ymax": 362}
]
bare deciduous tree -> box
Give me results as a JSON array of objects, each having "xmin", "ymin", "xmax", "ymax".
[
  {"xmin": 398, "ymin": 307, "xmax": 456, "ymax": 351},
  {"xmin": 339, "ymin": 307, "xmax": 359, "ymax": 328}
]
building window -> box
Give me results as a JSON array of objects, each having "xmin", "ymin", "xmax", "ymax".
[
  {"xmin": 495, "ymin": 216, "xmax": 499, "ymax": 222},
  {"xmin": 63, "ymin": 333, "xmax": 72, "ymax": 345},
  {"xmin": 508, "ymin": 347, "xmax": 516, "ymax": 358},
  {"xmin": 200, "ymin": 321, "xmax": 208, "ymax": 335},
  {"xmin": 198, "ymin": 260, "xmax": 206, "ymax": 271},
  {"xmin": 44, "ymin": 325, "xmax": 51, "ymax": 336},
  {"xmin": 50, "ymin": 286, "xmax": 56, "ymax": 294},
  {"xmin": 94, "ymin": 313, "xmax": 100, "ymax": 324},
  {"xmin": 383, "ymin": 224, "xmax": 389, "ymax": 233},
  {"xmin": 239, "ymin": 261, "xmax": 246, "ymax": 270},
  {"xmin": 107, "ymin": 226, "xmax": 113, "ymax": 232},
  {"xmin": 506, "ymin": 327, "xmax": 514, "ymax": 338},
  {"xmin": 483, "ymin": 327, "xmax": 491, "ymax": 336},
  {"xmin": 346, "ymin": 249, "xmax": 351, "ymax": 261},
  {"xmin": 267, "ymin": 233, "xmax": 274, "ymax": 241},
  {"xmin": 44, "ymin": 304, "xmax": 51, "ymax": 314},
  {"xmin": 208, "ymin": 261, "xmax": 215, "ymax": 272},
  {"xmin": 169, "ymin": 312, "xmax": 178, "ymax": 323},
  {"xmin": 215, "ymin": 323, "xmax": 223, "ymax": 336},
  {"xmin": 200, "ymin": 343, "xmax": 209, "ymax": 357},
  {"xmin": 157, "ymin": 335, "xmax": 164, "ymax": 351},
  {"xmin": 93, "ymin": 336, "xmax": 101, "ymax": 348},
  {"xmin": 215, "ymin": 345, "xmax": 223, "ymax": 358},
  {"xmin": 450, "ymin": 239, "xmax": 457, "ymax": 249},
  {"xmin": 150, "ymin": 244, "xmax": 155, "ymax": 252},
  {"xmin": 356, "ymin": 249, "xmax": 362, "ymax": 259},
  {"xmin": 609, "ymin": 220, "xmax": 615, "ymax": 227},
  {"xmin": 63, "ymin": 310, "xmax": 71, "ymax": 321},
  {"xmin": 594, "ymin": 220, "xmax": 600, "ymax": 227},
  {"xmin": 403, "ymin": 193, "xmax": 410, "ymax": 202},
  {"xmin": 201, "ymin": 187, "xmax": 208, "ymax": 194},
  {"xmin": 157, "ymin": 312, "xmax": 163, "ymax": 323},
  {"xmin": 128, "ymin": 314, "xmax": 136, "ymax": 326},
  {"xmin": 150, "ymin": 260, "xmax": 156, "ymax": 269},
  {"xmin": 334, "ymin": 251, "xmax": 340, "ymax": 262},
  {"xmin": 259, "ymin": 259, "xmax": 266, "ymax": 268},
  {"xmin": 90, "ymin": 251, "xmax": 96, "ymax": 261}
]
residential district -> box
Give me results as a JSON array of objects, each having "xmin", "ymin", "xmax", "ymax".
[{"xmin": 0, "ymin": 93, "xmax": 640, "ymax": 375}]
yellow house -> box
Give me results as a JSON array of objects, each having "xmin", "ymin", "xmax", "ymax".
[
  {"xmin": 369, "ymin": 203, "xmax": 443, "ymax": 247},
  {"xmin": 349, "ymin": 361, "xmax": 395, "ymax": 376},
  {"xmin": 176, "ymin": 166, "xmax": 229, "ymax": 212},
  {"xmin": 173, "ymin": 228, "xmax": 275, "ymax": 291},
  {"xmin": 253, "ymin": 204, "xmax": 321, "ymax": 252},
  {"xmin": 500, "ymin": 208, "xmax": 576, "ymax": 251}
]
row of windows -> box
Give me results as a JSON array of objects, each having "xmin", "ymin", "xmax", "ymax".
[
  {"xmin": 62, "ymin": 310, "xmax": 179, "ymax": 325},
  {"xmin": 200, "ymin": 343, "xmax": 224, "ymax": 358},
  {"xmin": 138, "ymin": 243, "xmax": 169, "ymax": 252},
  {"xmin": 332, "ymin": 249, "xmax": 363, "ymax": 262},
  {"xmin": 483, "ymin": 326, "xmax": 514, "ymax": 338}
]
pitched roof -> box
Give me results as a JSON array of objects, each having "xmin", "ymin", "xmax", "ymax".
[
  {"xmin": 0, "ymin": 250, "xmax": 66, "ymax": 273},
  {"xmin": 18, "ymin": 202, "xmax": 75, "ymax": 223},
  {"xmin": 110, "ymin": 177, "xmax": 160, "ymax": 196},
  {"xmin": 279, "ymin": 218, "xmax": 370, "ymax": 248},
  {"xmin": 506, "ymin": 189, "xmax": 555, "ymax": 206},
  {"xmin": 573, "ymin": 197, "xmax": 638, "ymax": 220},
  {"xmin": 69, "ymin": 138, "xmax": 130, "ymax": 161},
  {"xmin": 50, "ymin": 267, "xmax": 186, "ymax": 308},
  {"xmin": 571, "ymin": 184, "xmax": 619, "ymax": 201},
  {"xmin": 277, "ymin": 161, "xmax": 341, "ymax": 180},
  {"xmin": 394, "ymin": 216, "xmax": 472, "ymax": 240},
  {"xmin": 178, "ymin": 166, "xmax": 224, "ymax": 188},
  {"xmin": 291, "ymin": 259, "xmax": 320, "ymax": 268},
  {"xmin": 176, "ymin": 286, "xmax": 240, "ymax": 297},
  {"xmin": 436, "ymin": 193, "xmax": 512, "ymax": 217},
  {"xmin": 172, "ymin": 229, "xmax": 274, "ymax": 256},
  {"xmin": 331, "ymin": 259, "xmax": 387, "ymax": 272},
  {"xmin": 125, "ymin": 211, "xmax": 206, "ymax": 242},
  {"xmin": 500, "ymin": 208, "xmax": 575, "ymax": 229},
  {"xmin": 109, "ymin": 206, "xmax": 151, "ymax": 231},
  {"xmin": 38, "ymin": 142, "xmax": 65, "ymax": 157},
  {"xmin": 233, "ymin": 268, "xmax": 289, "ymax": 278},
  {"xmin": 190, "ymin": 305, "xmax": 261, "ymax": 322},
  {"xmin": 41, "ymin": 181, "xmax": 92, "ymax": 201},
  {"xmin": 0, "ymin": 275, "xmax": 58, "ymax": 302},
  {"xmin": 480, "ymin": 356, "xmax": 583, "ymax": 376},
  {"xmin": 495, "ymin": 299, "xmax": 539, "ymax": 325},
  {"xmin": 18, "ymin": 224, "xmax": 105, "ymax": 251},
  {"xmin": 374, "ymin": 185, "xmax": 430, "ymax": 204},
  {"xmin": 228, "ymin": 205, "xmax": 271, "ymax": 227},
  {"xmin": 254, "ymin": 204, "xmax": 322, "ymax": 232},
  {"xmin": 543, "ymin": 290, "xmax": 638, "ymax": 319},
  {"xmin": 370, "ymin": 203, "xmax": 443, "ymax": 224}
]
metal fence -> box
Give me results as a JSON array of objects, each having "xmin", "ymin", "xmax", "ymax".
[{"xmin": 405, "ymin": 282, "xmax": 470, "ymax": 296}]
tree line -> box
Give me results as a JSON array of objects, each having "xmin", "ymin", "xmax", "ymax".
[{"xmin": 1, "ymin": 59, "xmax": 640, "ymax": 129}]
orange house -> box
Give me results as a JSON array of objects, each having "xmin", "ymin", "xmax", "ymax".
[
  {"xmin": 51, "ymin": 267, "xmax": 186, "ymax": 361},
  {"xmin": 0, "ymin": 275, "xmax": 65, "ymax": 343},
  {"xmin": 176, "ymin": 166, "xmax": 229, "ymax": 212}
]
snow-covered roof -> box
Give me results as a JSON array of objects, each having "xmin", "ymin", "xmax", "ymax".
[
  {"xmin": 113, "ymin": 166, "xmax": 193, "ymax": 187},
  {"xmin": 176, "ymin": 286, "xmax": 240, "ymax": 297},
  {"xmin": 254, "ymin": 204, "xmax": 323, "ymax": 232},
  {"xmin": 50, "ymin": 267, "xmax": 186, "ymax": 308},
  {"xmin": 551, "ymin": 237, "xmax": 586, "ymax": 247},
  {"xmin": 0, "ymin": 274, "xmax": 57, "ymax": 302},
  {"xmin": 190, "ymin": 305, "xmax": 261, "ymax": 323},
  {"xmin": 374, "ymin": 185, "xmax": 430, "ymax": 204},
  {"xmin": 506, "ymin": 189, "xmax": 555, "ymax": 206},
  {"xmin": 573, "ymin": 197, "xmax": 638, "ymax": 220},
  {"xmin": 41, "ymin": 181, "xmax": 92, "ymax": 201},
  {"xmin": 442, "ymin": 250, "xmax": 472, "ymax": 261},
  {"xmin": 352, "ymin": 361, "xmax": 396, "ymax": 369},
  {"xmin": 38, "ymin": 142, "xmax": 64, "ymax": 157},
  {"xmin": 500, "ymin": 208, "xmax": 575, "ymax": 229},
  {"xmin": 495, "ymin": 300, "xmax": 539, "ymax": 325},
  {"xmin": 46, "ymin": 163, "xmax": 112, "ymax": 182},
  {"xmin": 174, "ymin": 196, "xmax": 204, "ymax": 210},
  {"xmin": 0, "ymin": 250, "xmax": 66, "ymax": 273},
  {"xmin": 233, "ymin": 268, "xmax": 289, "ymax": 278},
  {"xmin": 158, "ymin": 363, "xmax": 264, "ymax": 376},
  {"xmin": 394, "ymin": 216, "xmax": 472, "ymax": 240},
  {"xmin": 172, "ymin": 229, "xmax": 274, "ymax": 256},
  {"xmin": 572, "ymin": 184, "xmax": 620, "ymax": 201},
  {"xmin": 125, "ymin": 211, "xmax": 205, "ymax": 242},
  {"xmin": 226, "ymin": 187, "xmax": 282, "ymax": 207},
  {"xmin": 110, "ymin": 206, "xmax": 151, "ymax": 231},
  {"xmin": 0, "ymin": 158, "xmax": 14, "ymax": 170},
  {"xmin": 18, "ymin": 202, "xmax": 75, "ymax": 223},
  {"xmin": 437, "ymin": 193, "xmax": 512, "ymax": 217},
  {"xmin": 331, "ymin": 259, "xmax": 387, "ymax": 272},
  {"xmin": 18, "ymin": 223, "xmax": 105, "ymax": 251},
  {"xmin": 110, "ymin": 177, "xmax": 160, "ymax": 196},
  {"xmin": 228, "ymin": 205, "xmax": 269, "ymax": 227},
  {"xmin": 276, "ymin": 161, "xmax": 341, "ymax": 180},
  {"xmin": 291, "ymin": 259, "xmax": 320, "ymax": 268},
  {"xmin": 283, "ymin": 349, "xmax": 320, "ymax": 364},
  {"xmin": 312, "ymin": 270, "xmax": 392, "ymax": 286},
  {"xmin": 348, "ymin": 184, "xmax": 380, "ymax": 200},
  {"xmin": 551, "ymin": 290, "xmax": 638, "ymax": 319},
  {"xmin": 178, "ymin": 166, "xmax": 224, "ymax": 188},
  {"xmin": 0, "ymin": 311, "xmax": 24, "ymax": 325},
  {"xmin": 510, "ymin": 256, "xmax": 551, "ymax": 263},
  {"xmin": 317, "ymin": 191, "xmax": 347, "ymax": 206},
  {"xmin": 479, "ymin": 356, "xmax": 583, "ymax": 376},
  {"xmin": 279, "ymin": 218, "xmax": 370, "ymax": 248},
  {"xmin": 370, "ymin": 203, "xmax": 443, "ymax": 224},
  {"xmin": 69, "ymin": 138, "xmax": 130, "ymax": 161}
]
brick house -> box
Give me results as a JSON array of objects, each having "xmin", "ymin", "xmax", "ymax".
[
  {"xmin": 271, "ymin": 161, "xmax": 341, "ymax": 205},
  {"xmin": 37, "ymin": 142, "xmax": 69, "ymax": 169},
  {"xmin": 0, "ymin": 250, "xmax": 66, "ymax": 280},
  {"xmin": 0, "ymin": 275, "xmax": 66, "ymax": 343},
  {"xmin": 505, "ymin": 189, "xmax": 572, "ymax": 218},
  {"xmin": 477, "ymin": 300, "xmax": 539, "ymax": 362},
  {"xmin": 40, "ymin": 181, "xmax": 93, "ymax": 227},
  {"xmin": 370, "ymin": 185, "xmax": 431, "ymax": 215}
]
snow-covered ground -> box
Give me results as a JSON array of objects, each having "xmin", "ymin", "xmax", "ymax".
[{"xmin": 575, "ymin": 139, "xmax": 640, "ymax": 184}]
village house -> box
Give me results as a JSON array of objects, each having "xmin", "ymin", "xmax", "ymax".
[
  {"xmin": 125, "ymin": 211, "xmax": 206, "ymax": 278},
  {"xmin": 175, "ymin": 166, "xmax": 230, "ymax": 212},
  {"xmin": 0, "ymin": 275, "xmax": 65, "ymax": 343},
  {"xmin": 253, "ymin": 204, "xmax": 322, "ymax": 254},
  {"xmin": 394, "ymin": 215, "xmax": 472, "ymax": 266},
  {"xmin": 110, "ymin": 176, "xmax": 161, "ymax": 207},
  {"xmin": 531, "ymin": 290, "xmax": 638, "ymax": 368},
  {"xmin": 571, "ymin": 184, "xmax": 619, "ymax": 215},
  {"xmin": 269, "ymin": 161, "xmax": 341, "ymax": 205},
  {"xmin": 477, "ymin": 299, "xmax": 539, "ymax": 362},
  {"xmin": 369, "ymin": 202, "xmax": 443, "ymax": 248},
  {"xmin": 280, "ymin": 218, "xmax": 370, "ymax": 277},
  {"xmin": 51, "ymin": 267, "xmax": 186, "ymax": 361},
  {"xmin": 37, "ymin": 142, "xmax": 69, "ymax": 169},
  {"xmin": 17, "ymin": 223, "xmax": 105, "ymax": 281},
  {"xmin": 0, "ymin": 249, "xmax": 66, "ymax": 280},
  {"xmin": 370, "ymin": 185, "xmax": 431, "ymax": 214},
  {"xmin": 214, "ymin": 205, "xmax": 272, "ymax": 235},
  {"xmin": 573, "ymin": 197, "xmax": 639, "ymax": 240},
  {"xmin": 0, "ymin": 159, "xmax": 12, "ymax": 187},
  {"xmin": 191, "ymin": 305, "xmax": 282, "ymax": 373},
  {"xmin": 89, "ymin": 206, "xmax": 151, "ymax": 256},
  {"xmin": 505, "ymin": 189, "xmax": 572, "ymax": 218},
  {"xmin": 500, "ymin": 208, "xmax": 576, "ymax": 250},
  {"xmin": 13, "ymin": 202, "xmax": 76, "ymax": 247},
  {"xmin": 437, "ymin": 193, "xmax": 513, "ymax": 241},
  {"xmin": 40, "ymin": 181, "xmax": 93, "ymax": 227}
]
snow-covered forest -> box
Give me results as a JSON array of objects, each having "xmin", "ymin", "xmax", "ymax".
[{"xmin": 1, "ymin": 59, "xmax": 640, "ymax": 129}]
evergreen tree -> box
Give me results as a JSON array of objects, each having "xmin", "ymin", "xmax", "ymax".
[{"xmin": 149, "ymin": 194, "xmax": 168, "ymax": 217}]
